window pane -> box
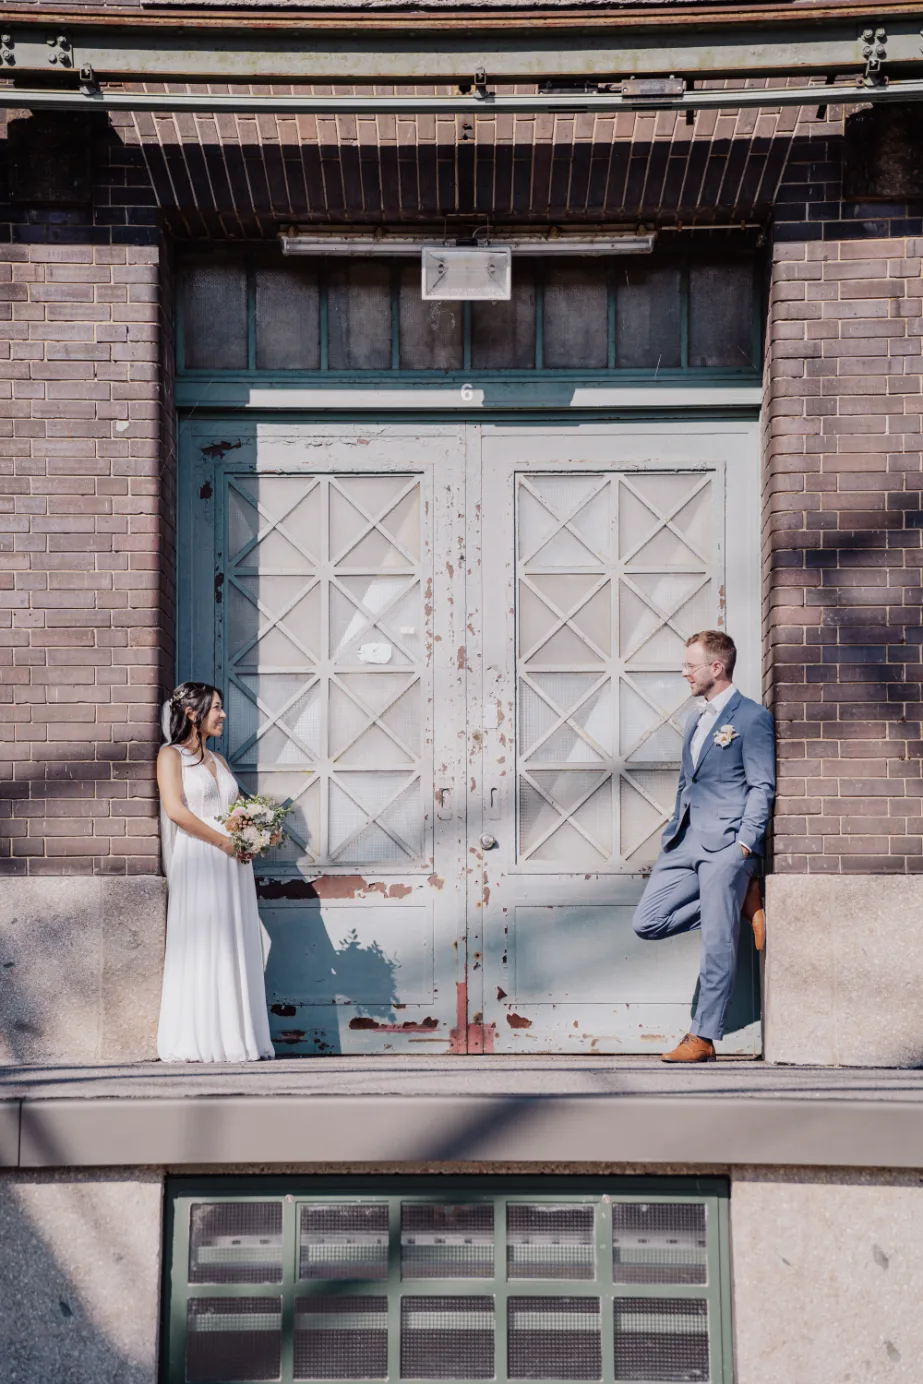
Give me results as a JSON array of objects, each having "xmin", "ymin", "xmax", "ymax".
[
  {"xmin": 543, "ymin": 265, "xmax": 607, "ymax": 369},
  {"xmin": 300, "ymin": 1203, "xmax": 390, "ymax": 1280},
  {"xmin": 186, "ymin": 1299, "xmax": 282, "ymax": 1383},
  {"xmin": 507, "ymin": 1203, "xmax": 595, "ymax": 1280},
  {"xmin": 402, "ymin": 1203, "xmax": 494, "ymax": 1280},
  {"xmin": 615, "ymin": 264, "xmax": 681, "ymax": 369},
  {"xmin": 400, "ymin": 1297, "xmax": 495, "ymax": 1379},
  {"xmin": 689, "ymin": 261, "xmax": 756, "ymax": 368},
  {"xmin": 509, "ymin": 1298, "xmax": 602, "ymax": 1381},
  {"xmin": 612, "ymin": 1202, "xmax": 707, "ymax": 1285},
  {"xmin": 294, "ymin": 1297, "xmax": 389, "ymax": 1380},
  {"xmin": 613, "ymin": 1299, "xmax": 709, "ymax": 1382},
  {"xmin": 399, "ymin": 266, "xmax": 463, "ymax": 370},
  {"xmin": 256, "ymin": 263, "xmax": 320, "ymax": 370},
  {"xmin": 328, "ymin": 262, "xmax": 392, "ymax": 370},
  {"xmin": 471, "ymin": 266, "xmax": 536, "ymax": 369},
  {"xmin": 182, "ymin": 259, "xmax": 247, "ymax": 370},
  {"xmin": 189, "ymin": 1201, "xmax": 283, "ymax": 1285}
]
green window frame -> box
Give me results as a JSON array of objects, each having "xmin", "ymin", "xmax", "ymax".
[
  {"xmin": 175, "ymin": 249, "xmax": 763, "ymax": 384},
  {"xmin": 162, "ymin": 1176, "xmax": 733, "ymax": 1384}
]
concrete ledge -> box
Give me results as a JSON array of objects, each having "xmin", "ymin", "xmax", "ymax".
[
  {"xmin": 0, "ymin": 1101, "xmax": 19, "ymax": 1167},
  {"xmin": 5, "ymin": 1093, "xmax": 923, "ymax": 1169},
  {"xmin": 765, "ymin": 874, "xmax": 923, "ymax": 1066}
]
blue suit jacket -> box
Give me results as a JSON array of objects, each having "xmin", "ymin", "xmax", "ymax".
[{"xmin": 662, "ymin": 690, "xmax": 776, "ymax": 856}]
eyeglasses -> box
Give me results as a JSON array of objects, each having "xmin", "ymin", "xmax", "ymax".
[{"xmin": 681, "ymin": 662, "xmax": 710, "ymax": 673}]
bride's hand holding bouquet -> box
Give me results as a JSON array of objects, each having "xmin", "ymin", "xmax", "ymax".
[{"xmin": 218, "ymin": 794, "xmax": 292, "ymax": 864}]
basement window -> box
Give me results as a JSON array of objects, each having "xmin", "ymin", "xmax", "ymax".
[
  {"xmin": 177, "ymin": 250, "xmax": 761, "ymax": 379},
  {"xmin": 162, "ymin": 1177, "xmax": 732, "ymax": 1384}
]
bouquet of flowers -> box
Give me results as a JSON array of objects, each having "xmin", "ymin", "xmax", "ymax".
[{"xmin": 217, "ymin": 793, "xmax": 292, "ymax": 861}]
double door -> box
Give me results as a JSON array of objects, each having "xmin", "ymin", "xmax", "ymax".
[{"xmin": 179, "ymin": 416, "xmax": 760, "ymax": 1055}]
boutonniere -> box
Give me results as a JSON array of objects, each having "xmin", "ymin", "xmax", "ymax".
[{"xmin": 714, "ymin": 724, "xmax": 738, "ymax": 748}]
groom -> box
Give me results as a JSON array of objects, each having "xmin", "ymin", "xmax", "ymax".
[{"xmin": 633, "ymin": 630, "xmax": 775, "ymax": 1063}]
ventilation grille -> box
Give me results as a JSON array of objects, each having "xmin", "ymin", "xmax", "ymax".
[
  {"xmin": 189, "ymin": 1202, "xmax": 283, "ymax": 1285},
  {"xmin": 612, "ymin": 1203, "xmax": 708, "ymax": 1285},
  {"xmin": 400, "ymin": 1296, "xmax": 495, "ymax": 1379},
  {"xmin": 300, "ymin": 1204, "xmax": 390, "ymax": 1280},
  {"xmin": 185, "ymin": 1297, "xmax": 282, "ymax": 1383},
  {"xmin": 613, "ymin": 1298, "xmax": 709, "ymax": 1382},
  {"xmin": 294, "ymin": 1295, "xmax": 389, "ymax": 1380},
  {"xmin": 508, "ymin": 1296, "xmax": 602, "ymax": 1380},
  {"xmin": 402, "ymin": 1203, "xmax": 495, "ymax": 1279},
  {"xmin": 507, "ymin": 1204, "xmax": 596, "ymax": 1280}
]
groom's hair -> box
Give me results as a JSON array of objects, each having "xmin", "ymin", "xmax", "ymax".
[{"xmin": 687, "ymin": 629, "xmax": 737, "ymax": 678}]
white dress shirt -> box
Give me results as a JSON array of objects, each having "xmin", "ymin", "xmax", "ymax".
[{"xmin": 690, "ymin": 683, "xmax": 737, "ymax": 768}]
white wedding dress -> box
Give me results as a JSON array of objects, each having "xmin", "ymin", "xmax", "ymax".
[{"xmin": 157, "ymin": 745, "xmax": 274, "ymax": 1062}]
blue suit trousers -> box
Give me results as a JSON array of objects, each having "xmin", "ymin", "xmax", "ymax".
[{"xmin": 633, "ymin": 825, "xmax": 756, "ymax": 1042}]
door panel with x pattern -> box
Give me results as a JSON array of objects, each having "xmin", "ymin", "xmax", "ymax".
[
  {"xmin": 223, "ymin": 471, "xmax": 430, "ymax": 871},
  {"xmin": 516, "ymin": 470, "xmax": 721, "ymax": 871}
]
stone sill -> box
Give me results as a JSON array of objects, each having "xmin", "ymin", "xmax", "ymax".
[{"xmin": 3, "ymin": 1058, "xmax": 923, "ymax": 1169}]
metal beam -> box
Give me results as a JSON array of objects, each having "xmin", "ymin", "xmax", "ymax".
[
  {"xmin": 2, "ymin": 79, "xmax": 923, "ymax": 116},
  {"xmin": 1, "ymin": 12, "xmax": 923, "ymax": 84}
]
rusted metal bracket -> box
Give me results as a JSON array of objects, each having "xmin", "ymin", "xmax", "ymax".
[
  {"xmin": 45, "ymin": 31, "xmax": 72, "ymax": 68},
  {"xmin": 79, "ymin": 61, "xmax": 99, "ymax": 95},
  {"xmin": 860, "ymin": 24, "xmax": 888, "ymax": 85}
]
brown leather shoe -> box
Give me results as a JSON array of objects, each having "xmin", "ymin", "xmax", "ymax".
[
  {"xmin": 661, "ymin": 1033, "xmax": 716, "ymax": 1063},
  {"xmin": 742, "ymin": 876, "xmax": 765, "ymax": 952}
]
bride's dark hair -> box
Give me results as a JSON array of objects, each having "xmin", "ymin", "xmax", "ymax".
[{"xmin": 165, "ymin": 681, "xmax": 221, "ymax": 763}]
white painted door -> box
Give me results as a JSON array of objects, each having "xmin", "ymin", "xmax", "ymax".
[
  {"xmin": 182, "ymin": 415, "xmax": 761, "ymax": 1056},
  {"xmin": 181, "ymin": 421, "xmax": 468, "ymax": 1054},
  {"xmin": 469, "ymin": 421, "xmax": 762, "ymax": 1055}
]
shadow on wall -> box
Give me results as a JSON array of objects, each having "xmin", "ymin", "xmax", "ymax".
[{"xmin": 0, "ymin": 1169, "xmax": 163, "ymax": 1384}]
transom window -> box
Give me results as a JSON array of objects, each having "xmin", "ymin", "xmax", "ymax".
[
  {"xmin": 177, "ymin": 251, "xmax": 760, "ymax": 377},
  {"xmin": 164, "ymin": 1178, "xmax": 732, "ymax": 1384}
]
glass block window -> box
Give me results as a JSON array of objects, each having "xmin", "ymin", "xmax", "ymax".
[
  {"xmin": 165, "ymin": 1180, "xmax": 731, "ymax": 1384},
  {"xmin": 178, "ymin": 249, "xmax": 759, "ymax": 377}
]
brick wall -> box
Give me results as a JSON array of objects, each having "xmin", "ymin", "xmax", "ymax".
[
  {"xmin": 0, "ymin": 113, "xmax": 173, "ymax": 876},
  {"xmin": 765, "ymin": 120, "xmax": 923, "ymax": 873},
  {"xmin": 4, "ymin": 91, "xmax": 923, "ymax": 877}
]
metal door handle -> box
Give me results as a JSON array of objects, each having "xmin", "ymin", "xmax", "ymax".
[{"xmin": 479, "ymin": 833, "xmax": 497, "ymax": 850}]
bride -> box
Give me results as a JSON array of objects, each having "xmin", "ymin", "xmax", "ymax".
[{"xmin": 156, "ymin": 681, "xmax": 274, "ymax": 1063}]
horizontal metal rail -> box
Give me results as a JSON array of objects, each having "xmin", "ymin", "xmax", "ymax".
[
  {"xmin": 2, "ymin": 13, "xmax": 923, "ymax": 84},
  {"xmin": 1, "ymin": 80, "xmax": 922, "ymax": 115}
]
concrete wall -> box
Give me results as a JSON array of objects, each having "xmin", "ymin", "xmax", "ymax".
[
  {"xmin": 2, "ymin": 1163, "xmax": 923, "ymax": 1384},
  {"xmin": 765, "ymin": 874, "xmax": 923, "ymax": 1065},
  {"xmin": 0, "ymin": 1169, "xmax": 163, "ymax": 1384},
  {"xmin": 732, "ymin": 1166, "xmax": 923, "ymax": 1383},
  {"xmin": 0, "ymin": 876, "xmax": 165, "ymax": 1062}
]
